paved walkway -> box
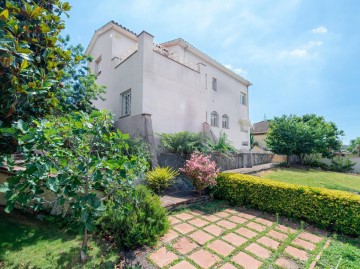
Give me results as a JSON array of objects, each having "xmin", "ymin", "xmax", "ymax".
[
  {"xmin": 148, "ymin": 204, "xmax": 329, "ymax": 269},
  {"xmin": 224, "ymin": 163, "xmax": 278, "ymax": 174}
]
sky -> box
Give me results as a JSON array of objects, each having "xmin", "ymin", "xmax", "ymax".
[{"xmin": 63, "ymin": 0, "xmax": 360, "ymax": 144}]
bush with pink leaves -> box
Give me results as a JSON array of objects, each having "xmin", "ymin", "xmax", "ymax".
[{"xmin": 179, "ymin": 153, "xmax": 220, "ymax": 194}]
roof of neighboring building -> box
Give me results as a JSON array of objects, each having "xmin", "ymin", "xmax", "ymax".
[
  {"xmin": 161, "ymin": 38, "xmax": 252, "ymax": 86},
  {"xmin": 251, "ymin": 120, "xmax": 269, "ymax": 134}
]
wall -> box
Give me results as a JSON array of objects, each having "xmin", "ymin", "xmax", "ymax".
[{"xmin": 321, "ymin": 157, "xmax": 360, "ymax": 173}]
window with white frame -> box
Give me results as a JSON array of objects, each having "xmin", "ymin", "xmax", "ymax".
[
  {"xmin": 210, "ymin": 111, "xmax": 219, "ymax": 127},
  {"xmin": 222, "ymin": 114, "xmax": 229, "ymax": 129},
  {"xmin": 212, "ymin": 77, "xmax": 217, "ymax": 91},
  {"xmin": 240, "ymin": 92, "xmax": 247, "ymax": 105},
  {"xmin": 121, "ymin": 89, "xmax": 131, "ymax": 117},
  {"xmin": 95, "ymin": 56, "xmax": 102, "ymax": 75}
]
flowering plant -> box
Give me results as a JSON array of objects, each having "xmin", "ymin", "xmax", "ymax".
[{"xmin": 179, "ymin": 153, "xmax": 220, "ymax": 195}]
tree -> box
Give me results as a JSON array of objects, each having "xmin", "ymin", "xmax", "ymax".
[
  {"xmin": 348, "ymin": 137, "xmax": 360, "ymax": 156},
  {"xmin": 0, "ymin": 111, "xmax": 148, "ymax": 262},
  {"xmin": 265, "ymin": 114, "xmax": 343, "ymax": 165},
  {"xmin": 0, "ymin": 1, "xmax": 104, "ymax": 152}
]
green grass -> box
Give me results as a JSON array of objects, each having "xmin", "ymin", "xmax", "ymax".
[
  {"xmin": 0, "ymin": 207, "xmax": 119, "ymax": 269},
  {"xmin": 315, "ymin": 235, "xmax": 360, "ymax": 269},
  {"xmin": 258, "ymin": 167, "xmax": 360, "ymax": 194}
]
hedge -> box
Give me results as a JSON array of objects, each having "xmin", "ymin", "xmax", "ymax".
[{"xmin": 213, "ymin": 173, "xmax": 360, "ymax": 236}]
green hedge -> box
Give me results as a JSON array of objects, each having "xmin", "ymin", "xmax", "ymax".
[{"xmin": 213, "ymin": 173, "xmax": 360, "ymax": 236}]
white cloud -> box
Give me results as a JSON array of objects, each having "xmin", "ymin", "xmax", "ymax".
[
  {"xmin": 279, "ymin": 40, "xmax": 323, "ymax": 59},
  {"xmin": 312, "ymin": 26, "xmax": 328, "ymax": 34},
  {"xmin": 225, "ymin": 64, "xmax": 248, "ymax": 76}
]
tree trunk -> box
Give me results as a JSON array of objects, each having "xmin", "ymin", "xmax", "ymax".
[
  {"xmin": 80, "ymin": 228, "xmax": 88, "ymax": 263},
  {"xmin": 287, "ymin": 155, "xmax": 291, "ymax": 167}
]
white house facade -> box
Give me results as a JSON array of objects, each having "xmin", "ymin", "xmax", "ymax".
[{"xmin": 86, "ymin": 21, "xmax": 252, "ymax": 154}]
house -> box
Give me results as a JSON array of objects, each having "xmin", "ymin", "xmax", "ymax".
[
  {"xmin": 86, "ymin": 21, "xmax": 252, "ymax": 157},
  {"xmin": 250, "ymin": 120, "xmax": 270, "ymax": 152}
]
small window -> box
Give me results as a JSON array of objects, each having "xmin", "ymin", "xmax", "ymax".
[
  {"xmin": 240, "ymin": 92, "xmax": 247, "ymax": 105},
  {"xmin": 95, "ymin": 56, "xmax": 102, "ymax": 75},
  {"xmin": 121, "ymin": 89, "xmax": 131, "ymax": 117},
  {"xmin": 222, "ymin": 114, "xmax": 229, "ymax": 129},
  {"xmin": 210, "ymin": 111, "xmax": 219, "ymax": 127},
  {"xmin": 242, "ymin": 141, "xmax": 249, "ymax": 146},
  {"xmin": 212, "ymin": 77, "xmax": 217, "ymax": 91}
]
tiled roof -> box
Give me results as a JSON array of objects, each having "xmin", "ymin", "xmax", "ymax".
[
  {"xmin": 96, "ymin": 20, "xmax": 137, "ymax": 36},
  {"xmin": 251, "ymin": 120, "xmax": 269, "ymax": 134}
]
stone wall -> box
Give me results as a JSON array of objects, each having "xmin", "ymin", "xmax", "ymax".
[{"xmin": 158, "ymin": 152, "xmax": 274, "ymax": 171}]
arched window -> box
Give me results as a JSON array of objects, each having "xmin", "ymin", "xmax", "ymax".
[
  {"xmin": 222, "ymin": 114, "xmax": 229, "ymax": 129},
  {"xmin": 210, "ymin": 111, "xmax": 219, "ymax": 127}
]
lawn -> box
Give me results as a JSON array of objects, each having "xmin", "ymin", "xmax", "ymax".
[
  {"xmin": 258, "ymin": 167, "xmax": 360, "ymax": 194},
  {"xmin": 0, "ymin": 207, "xmax": 119, "ymax": 269}
]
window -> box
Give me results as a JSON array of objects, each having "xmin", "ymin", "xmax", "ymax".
[
  {"xmin": 222, "ymin": 114, "xmax": 229, "ymax": 129},
  {"xmin": 210, "ymin": 111, "xmax": 219, "ymax": 127},
  {"xmin": 212, "ymin": 77, "xmax": 217, "ymax": 91},
  {"xmin": 121, "ymin": 89, "xmax": 131, "ymax": 117},
  {"xmin": 95, "ymin": 56, "xmax": 102, "ymax": 75},
  {"xmin": 240, "ymin": 92, "xmax": 247, "ymax": 105}
]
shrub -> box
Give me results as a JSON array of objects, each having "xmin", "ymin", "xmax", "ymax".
[
  {"xmin": 145, "ymin": 166, "xmax": 179, "ymax": 193},
  {"xmin": 98, "ymin": 185, "xmax": 169, "ymax": 249},
  {"xmin": 208, "ymin": 132, "xmax": 238, "ymax": 154},
  {"xmin": 213, "ymin": 173, "xmax": 360, "ymax": 236},
  {"xmin": 179, "ymin": 153, "xmax": 220, "ymax": 194},
  {"xmin": 159, "ymin": 131, "xmax": 208, "ymax": 155},
  {"xmin": 330, "ymin": 157, "xmax": 355, "ymax": 173}
]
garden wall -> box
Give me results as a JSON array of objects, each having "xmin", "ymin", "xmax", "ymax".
[
  {"xmin": 321, "ymin": 157, "xmax": 360, "ymax": 173},
  {"xmin": 157, "ymin": 152, "xmax": 273, "ymax": 171}
]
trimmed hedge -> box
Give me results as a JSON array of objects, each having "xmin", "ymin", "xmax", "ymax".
[{"xmin": 213, "ymin": 173, "xmax": 360, "ymax": 236}]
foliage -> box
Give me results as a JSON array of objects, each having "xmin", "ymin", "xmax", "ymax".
[
  {"xmin": 0, "ymin": 110, "xmax": 147, "ymax": 261},
  {"xmin": 145, "ymin": 166, "xmax": 179, "ymax": 193},
  {"xmin": 207, "ymin": 132, "xmax": 238, "ymax": 154},
  {"xmin": 159, "ymin": 131, "xmax": 208, "ymax": 155},
  {"xmin": 179, "ymin": 153, "xmax": 220, "ymax": 194},
  {"xmin": 347, "ymin": 137, "xmax": 360, "ymax": 156},
  {"xmin": 214, "ymin": 173, "xmax": 360, "ymax": 236},
  {"xmin": 125, "ymin": 136, "xmax": 152, "ymax": 170},
  {"xmin": 98, "ymin": 185, "xmax": 169, "ymax": 249},
  {"xmin": 0, "ymin": 0, "xmax": 104, "ymax": 152},
  {"xmin": 330, "ymin": 157, "xmax": 356, "ymax": 173},
  {"xmin": 265, "ymin": 114, "xmax": 343, "ymax": 165},
  {"xmin": 0, "ymin": 209, "xmax": 119, "ymax": 268},
  {"xmin": 250, "ymin": 133, "xmax": 259, "ymax": 150}
]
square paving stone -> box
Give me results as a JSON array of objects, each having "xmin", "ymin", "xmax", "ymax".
[
  {"xmin": 238, "ymin": 212, "xmax": 256, "ymax": 219},
  {"xmin": 160, "ymin": 230, "xmax": 179, "ymax": 243},
  {"xmin": 275, "ymin": 257, "xmax": 300, "ymax": 269},
  {"xmin": 207, "ymin": 239, "xmax": 235, "ymax": 257},
  {"xmin": 292, "ymin": 238, "xmax": 316, "ymax": 251},
  {"xmin": 276, "ymin": 224, "xmax": 296, "ymax": 234},
  {"xmin": 175, "ymin": 212, "xmax": 194, "ymax": 221},
  {"xmin": 284, "ymin": 246, "xmax": 308, "ymax": 261},
  {"xmin": 268, "ymin": 230, "xmax": 288, "ymax": 241},
  {"xmin": 188, "ymin": 218, "xmax": 210, "ymax": 228},
  {"xmin": 173, "ymin": 237, "xmax": 198, "ymax": 254},
  {"xmin": 236, "ymin": 227, "xmax": 258, "ymax": 238},
  {"xmin": 150, "ymin": 247, "xmax": 178, "ymax": 268},
  {"xmin": 191, "ymin": 209, "xmax": 206, "ymax": 216},
  {"xmin": 203, "ymin": 224, "xmax": 224, "ymax": 236},
  {"xmin": 222, "ymin": 232, "xmax": 247, "ymax": 246},
  {"xmin": 254, "ymin": 218, "xmax": 274, "ymax": 227},
  {"xmin": 169, "ymin": 260, "xmax": 196, "ymax": 269},
  {"xmin": 190, "ymin": 230, "xmax": 214, "ymax": 245},
  {"xmin": 232, "ymin": 251, "xmax": 262, "ymax": 269},
  {"xmin": 228, "ymin": 215, "xmax": 247, "ymax": 224},
  {"xmin": 246, "ymin": 222, "xmax": 267, "ymax": 232},
  {"xmin": 219, "ymin": 263, "xmax": 237, "ymax": 269},
  {"xmin": 174, "ymin": 223, "xmax": 197, "ymax": 234},
  {"xmin": 224, "ymin": 208, "xmax": 239, "ymax": 214},
  {"xmin": 245, "ymin": 243, "xmax": 272, "ymax": 259},
  {"xmin": 257, "ymin": 236, "xmax": 280, "ymax": 250},
  {"xmin": 169, "ymin": 216, "xmax": 181, "ymax": 225},
  {"xmin": 216, "ymin": 211, "xmax": 231, "ymax": 218},
  {"xmin": 298, "ymin": 232, "xmax": 322, "ymax": 243},
  {"xmin": 217, "ymin": 220, "xmax": 237, "ymax": 229},
  {"xmin": 204, "ymin": 214, "xmax": 221, "ymax": 222},
  {"xmin": 189, "ymin": 249, "xmax": 221, "ymax": 269}
]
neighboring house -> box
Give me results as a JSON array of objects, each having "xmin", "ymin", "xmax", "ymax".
[
  {"xmin": 86, "ymin": 21, "xmax": 252, "ymax": 155},
  {"xmin": 251, "ymin": 120, "xmax": 270, "ymax": 152}
]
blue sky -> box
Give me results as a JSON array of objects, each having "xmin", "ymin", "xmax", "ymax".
[{"xmin": 63, "ymin": 0, "xmax": 360, "ymax": 144}]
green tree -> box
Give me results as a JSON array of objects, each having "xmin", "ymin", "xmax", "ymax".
[
  {"xmin": 265, "ymin": 114, "xmax": 343, "ymax": 165},
  {"xmin": 348, "ymin": 137, "xmax": 360, "ymax": 156},
  {"xmin": 0, "ymin": 111, "xmax": 148, "ymax": 262},
  {"xmin": 0, "ymin": 1, "xmax": 104, "ymax": 152}
]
